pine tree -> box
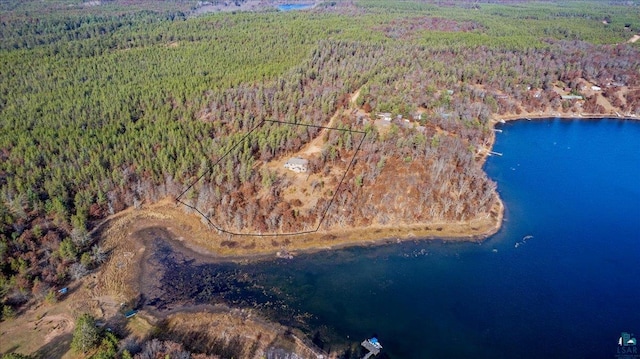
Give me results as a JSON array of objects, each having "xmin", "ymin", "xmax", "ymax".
[{"xmin": 71, "ymin": 313, "xmax": 100, "ymax": 354}]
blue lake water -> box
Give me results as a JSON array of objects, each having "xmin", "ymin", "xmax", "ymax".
[
  {"xmin": 151, "ymin": 118, "xmax": 640, "ymax": 358},
  {"xmin": 263, "ymin": 118, "xmax": 640, "ymax": 358},
  {"xmin": 277, "ymin": 3, "xmax": 314, "ymax": 11}
]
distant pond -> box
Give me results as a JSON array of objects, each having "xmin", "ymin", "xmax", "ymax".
[
  {"xmin": 277, "ymin": 3, "xmax": 314, "ymax": 11},
  {"xmin": 140, "ymin": 118, "xmax": 640, "ymax": 358}
]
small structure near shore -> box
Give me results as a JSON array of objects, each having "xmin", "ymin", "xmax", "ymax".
[
  {"xmin": 124, "ymin": 310, "xmax": 138, "ymax": 319},
  {"xmin": 276, "ymin": 249, "xmax": 294, "ymax": 259},
  {"xmin": 361, "ymin": 337, "xmax": 383, "ymax": 359},
  {"xmin": 377, "ymin": 112, "xmax": 392, "ymax": 121}
]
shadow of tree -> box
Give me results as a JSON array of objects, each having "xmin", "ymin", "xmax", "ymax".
[
  {"xmin": 1, "ymin": 345, "xmax": 21, "ymax": 356},
  {"xmin": 34, "ymin": 332, "xmax": 72, "ymax": 359}
]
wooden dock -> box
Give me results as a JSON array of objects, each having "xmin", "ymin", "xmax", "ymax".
[
  {"xmin": 478, "ymin": 147, "xmax": 503, "ymax": 157},
  {"xmin": 361, "ymin": 338, "xmax": 382, "ymax": 359}
]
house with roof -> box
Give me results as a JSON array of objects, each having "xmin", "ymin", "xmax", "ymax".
[
  {"xmin": 284, "ymin": 157, "xmax": 309, "ymax": 173},
  {"xmin": 377, "ymin": 113, "xmax": 392, "ymax": 121},
  {"xmin": 562, "ymin": 95, "xmax": 584, "ymax": 100}
]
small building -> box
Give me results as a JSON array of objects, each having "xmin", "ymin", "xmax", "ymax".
[
  {"xmin": 356, "ymin": 115, "xmax": 370, "ymax": 125},
  {"xmin": 561, "ymin": 95, "xmax": 584, "ymax": 100},
  {"xmin": 377, "ymin": 113, "xmax": 392, "ymax": 121},
  {"xmin": 124, "ymin": 310, "xmax": 138, "ymax": 319},
  {"xmin": 591, "ymin": 86, "xmax": 602, "ymax": 91},
  {"xmin": 284, "ymin": 157, "xmax": 309, "ymax": 173},
  {"xmin": 397, "ymin": 119, "xmax": 412, "ymax": 129}
]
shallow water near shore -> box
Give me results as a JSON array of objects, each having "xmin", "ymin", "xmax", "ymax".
[{"xmin": 144, "ymin": 118, "xmax": 640, "ymax": 358}]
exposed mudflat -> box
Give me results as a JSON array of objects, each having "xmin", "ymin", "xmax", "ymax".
[{"xmin": 134, "ymin": 227, "xmax": 308, "ymax": 327}]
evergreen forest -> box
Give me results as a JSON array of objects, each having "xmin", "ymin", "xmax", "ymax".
[{"xmin": 1, "ymin": 0, "xmax": 640, "ymax": 321}]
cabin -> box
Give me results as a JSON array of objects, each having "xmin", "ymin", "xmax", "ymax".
[
  {"xmin": 396, "ymin": 118, "xmax": 413, "ymax": 129},
  {"xmin": 356, "ymin": 115, "xmax": 369, "ymax": 125},
  {"xmin": 377, "ymin": 113, "xmax": 392, "ymax": 121},
  {"xmin": 284, "ymin": 157, "xmax": 309, "ymax": 173},
  {"xmin": 561, "ymin": 95, "xmax": 583, "ymax": 100}
]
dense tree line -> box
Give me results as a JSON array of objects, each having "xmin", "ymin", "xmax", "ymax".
[{"xmin": 183, "ymin": 38, "xmax": 640, "ymax": 233}]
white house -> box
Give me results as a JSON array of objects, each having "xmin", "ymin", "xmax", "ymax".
[
  {"xmin": 561, "ymin": 95, "xmax": 584, "ymax": 100},
  {"xmin": 284, "ymin": 157, "xmax": 309, "ymax": 173},
  {"xmin": 377, "ymin": 113, "xmax": 392, "ymax": 121}
]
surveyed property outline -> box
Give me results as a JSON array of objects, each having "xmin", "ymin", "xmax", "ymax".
[{"xmin": 176, "ymin": 119, "xmax": 367, "ymax": 236}]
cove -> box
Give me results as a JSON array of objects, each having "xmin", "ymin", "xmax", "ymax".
[{"xmin": 143, "ymin": 118, "xmax": 640, "ymax": 358}]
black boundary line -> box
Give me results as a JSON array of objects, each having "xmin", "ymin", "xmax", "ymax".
[
  {"xmin": 176, "ymin": 119, "xmax": 267, "ymax": 200},
  {"xmin": 176, "ymin": 118, "xmax": 367, "ymax": 237}
]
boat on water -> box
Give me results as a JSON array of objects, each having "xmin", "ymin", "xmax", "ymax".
[{"xmin": 368, "ymin": 337, "xmax": 383, "ymax": 350}]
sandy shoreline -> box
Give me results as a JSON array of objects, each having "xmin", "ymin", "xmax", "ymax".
[{"xmin": 93, "ymin": 196, "xmax": 502, "ymax": 263}]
